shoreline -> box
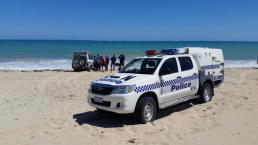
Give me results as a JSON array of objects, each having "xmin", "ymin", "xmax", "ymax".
[
  {"xmin": 0, "ymin": 59, "xmax": 257, "ymax": 71},
  {"xmin": 0, "ymin": 69, "xmax": 73, "ymax": 72},
  {"xmin": 0, "ymin": 67, "xmax": 257, "ymax": 72}
]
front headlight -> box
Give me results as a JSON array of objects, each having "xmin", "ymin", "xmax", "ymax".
[{"xmin": 112, "ymin": 85, "xmax": 136, "ymax": 94}]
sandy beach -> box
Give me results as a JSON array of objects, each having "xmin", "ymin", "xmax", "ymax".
[{"xmin": 0, "ymin": 68, "xmax": 258, "ymax": 145}]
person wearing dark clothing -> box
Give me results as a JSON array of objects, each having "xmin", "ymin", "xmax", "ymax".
[
  {"xmin": 96, "ymin": 54, "xmax": 100, "ymax": 71},
  {"xmin": 105, "ymin": 56, "xmax": 110, "ymax": 71},
  {"xmin": 93, "ymin": 56, "xmax": 98, "ymax": 71},
  {"xmin": 118, "ymin": 54, "xmax": 125, "ymax": 70},
  {"xmin": 111, "ymin": 54, "xmax": 116, "ymax": 71}
]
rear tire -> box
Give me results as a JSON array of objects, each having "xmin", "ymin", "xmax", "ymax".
[
  {"xmin": 73, "ymin": 68, "xmax": 80, "ymax": 72},
  {"xmin": 135, "ymin": 96, "xmax": 156, "ymax": 124},
  {"xmin": 199, "ymin": 83, "xmax": 213, "ymax": 103},
  {"xmin": 87, "ymin": 66, "xmax": 92, "ymax": 72}
]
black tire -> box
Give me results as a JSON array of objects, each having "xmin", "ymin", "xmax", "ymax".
[
  {"xmin": 87, "ymin": 66, "xmax": 92, "ymax": 72},
  {"xmin": 73, "ymin": 68, "xmax": 80, "ymax": 72},
  {"xmin": 92, "ymin": 67, "xmax": 98, "ymax": 71},
  {"xmin": 135, "ymin": 96, "xmax": 157, "ymax": 124},
  {"xmin": 78, "ymin": 57, "xmax": 86, "ymax": 67},
  {"xmin": 199, "ymin": 83, "xmax": 213, "ymax": 103}
]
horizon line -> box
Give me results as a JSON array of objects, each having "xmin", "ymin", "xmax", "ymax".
[{"xmin": 0, "ymin": 39, "xmax": 257, "ymax": 43}]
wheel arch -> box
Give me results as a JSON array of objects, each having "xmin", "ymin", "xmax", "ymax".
[
  {"xmin": 136, "ymin": 91, "xmax": 159, "ymax": 111},
  {"xmin": 199, "ymin": 79, "xmax": 214, "ymax": 96}
]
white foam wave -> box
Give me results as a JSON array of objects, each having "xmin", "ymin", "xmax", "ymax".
[
  {"xmin": 0, "ymin": 59, "xmax": 257, "ymax": 71},
  {"xmin": 0, "ymin": 59, "xmax": 72, "ymax": 71},
  {"xmin": 224, "ymin": 60, "xmax": 258, "ymax": 68}
]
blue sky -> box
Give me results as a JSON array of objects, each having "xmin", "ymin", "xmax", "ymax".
[{"xmin": 0, "ymin": 0, "xmax": 258, "ymax": 41}]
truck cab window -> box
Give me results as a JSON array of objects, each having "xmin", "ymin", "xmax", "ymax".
[
  {"xmin": 159, "ymin": 58, "xmax": 178, "ymax": 75},
  {"xmin": 178, "ymin": 57, "xmax": 193, "ymax": 71},
  {"xmin": 119, "ymin": 58, "xmax": 162, "ymax": 74}
]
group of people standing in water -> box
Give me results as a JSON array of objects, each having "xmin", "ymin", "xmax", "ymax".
[{"xmin": 93, "ymin": 54, "xmax": 125, "ymax": 72}]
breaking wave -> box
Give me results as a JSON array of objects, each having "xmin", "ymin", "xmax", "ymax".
[
  {"xmin": 0, "ymin": 59, "xmax": 257, "ymax": 71},
  {"xmin": 0, "ymin": 59, "xmax": 72, "ymax": 70},
  {"xmin": 224, "ymin": 60, "xmax": 258, "ymax": 68}
]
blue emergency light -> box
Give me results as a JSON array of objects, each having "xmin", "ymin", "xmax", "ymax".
[{"xmin": 160, "ymin": 48, "xmax": 178, "ymax": 55}]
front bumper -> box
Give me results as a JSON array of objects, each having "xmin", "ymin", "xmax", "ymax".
[{"xmin": 87, "ymin": 91, "xmax": 138, "ymax": 114}]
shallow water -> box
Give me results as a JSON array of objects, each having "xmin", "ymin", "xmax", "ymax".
[{"xmin": 0, "ymin": 40, "xmax": 257, "ymax": 70}]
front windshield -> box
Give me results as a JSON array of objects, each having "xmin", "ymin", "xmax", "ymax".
[{"xmin": 119, "ymin": 58, "xmax": 162, "ymax": 74}]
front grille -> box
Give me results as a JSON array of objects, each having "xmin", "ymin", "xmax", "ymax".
[
  {"xmin": 91, "ymin": 98, "xmax": 111, "ymax": 107},
  {"xmin": 91, "ymin": 83, "xmax": 114, "ymax": 95}
]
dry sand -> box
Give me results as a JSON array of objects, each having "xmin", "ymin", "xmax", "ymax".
[{"xmin": 0, "ymin": 68, "xmax": 258, "ymax": 145}]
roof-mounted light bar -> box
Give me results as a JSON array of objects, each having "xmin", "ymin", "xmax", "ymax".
[
  {"xmin": 160, "ymin": 48, "xmax": 189, "ymax": 55},
  {"xmin": 160, "ymin": 48, "xmax": 178, "ymax": 55},
  {"xmin": 145, "ymin": 50, "xmax": 158, "ymax": 56},
  {"xmin": 145, "ymin": 48, "xmax": 189, "ymax": 56}
]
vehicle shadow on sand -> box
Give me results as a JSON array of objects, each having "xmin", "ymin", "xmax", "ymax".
[{"xmin": 73, "ymin": 100, "xmax": 199, "ymax": 128}]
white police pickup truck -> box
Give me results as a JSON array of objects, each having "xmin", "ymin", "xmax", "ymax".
[{"xmin": 88, "ymin": 47, "xmax": 224, "ymax": 123}]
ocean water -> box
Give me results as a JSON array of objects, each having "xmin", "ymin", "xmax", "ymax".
[{"xmin": 0, "ymin": 40, "xmax": 258, "ymax": 70}]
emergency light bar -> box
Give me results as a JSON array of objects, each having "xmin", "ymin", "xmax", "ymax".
[
  {"xmin": 145, "ymin": 50, "xmax": 157, "ymax": 56},
  {"xmin": 145, "ymin": 48, "xmax": 189, "ymax": 56},
  {"xmin": 161, "ymin": 48, "xmax": 189, "ymax": 55},
  {"xmin": 160, "ymin": 48, "xmax": 178, "ymax": 55}
]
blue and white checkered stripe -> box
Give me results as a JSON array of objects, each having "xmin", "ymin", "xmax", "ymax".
[{"xmin": 134, "ymin": 74, "xmax": 198, "ymax": 93}]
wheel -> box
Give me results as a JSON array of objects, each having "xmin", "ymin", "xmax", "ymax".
[
  {"xmin": 78, "ymin": 56, "xmax": 86, "ymax": 67},
  {"xmin": 79, "ymin": 60, "xmax": 85, "ymax": 66},
  {"xmin": 92, "ymin": 67, "xmax": 98, "ymax": 71},
  {"xmin": 199, "ymin": 83, "xmax": 213, "ymax": 103},
  {"xmin": 135, "ymin": 96, "xmax": 156, "ymax": 124},
  {"xmin": 73, "ymin": 68, "xmax": 80, "ymax": 72},
  {"xmin": 87, "ymin": 65, "xmax": 92, "ymax": 72}
]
